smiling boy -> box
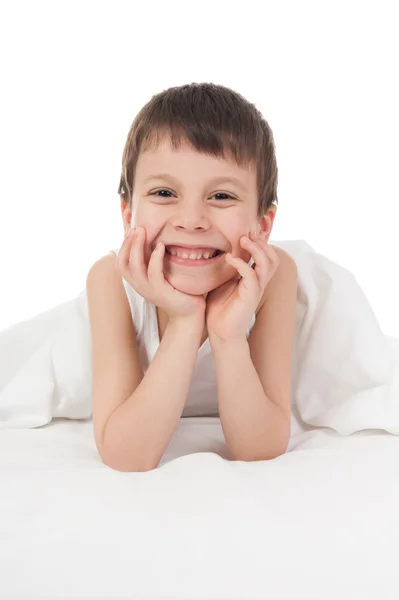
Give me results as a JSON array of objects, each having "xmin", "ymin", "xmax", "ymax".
[{"xmin": 86, "ymin": 82, "xmax": 298, "ymax": 471}]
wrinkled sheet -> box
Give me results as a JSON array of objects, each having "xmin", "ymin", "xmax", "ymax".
[{"xmin": 1, "ymin": 417, "xmax": 399, "ymax": 599}]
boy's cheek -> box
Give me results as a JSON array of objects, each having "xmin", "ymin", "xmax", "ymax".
[{"xmin": 232, "ymin": 244, "xmax": 251, "ymax": 262}]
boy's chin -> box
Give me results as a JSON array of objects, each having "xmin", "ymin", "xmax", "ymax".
[
  {"xmin": 169, "ymin": 282, "xmax": 214, "ymax": 296},
  {"xmin": 165, "ymin": 274, "xmax": 225, "ymax": 297}
]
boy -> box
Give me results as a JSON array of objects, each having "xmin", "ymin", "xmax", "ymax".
[{"xmin": 86, "ymin": 82, "xmax": 298, "ymax": 471}]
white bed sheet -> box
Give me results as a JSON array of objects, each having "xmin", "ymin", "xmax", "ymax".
[
  {"xmin": 1, "ymin": 240, "xmax": 399, "ymax": 599},
  {"xmin": 1, "ymin": 416, "xmax": 399, "ymax": 600}
]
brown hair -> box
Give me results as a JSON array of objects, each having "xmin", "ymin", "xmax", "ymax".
[{"xmin": 117, "ymin": 82, "xmax": 278, "ymax": 219}]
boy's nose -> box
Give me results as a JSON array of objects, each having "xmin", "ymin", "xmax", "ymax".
[{"xmin": 172, "ymin": 205, "xmax": 211, "ymax": 231}]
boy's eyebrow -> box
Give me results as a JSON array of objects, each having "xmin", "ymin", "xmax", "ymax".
[{"xmin": 143, "ymin": 173, "xmax": 248, "ymax": 192}]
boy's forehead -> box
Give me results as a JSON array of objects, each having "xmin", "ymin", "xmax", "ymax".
[{"xmin": 137, "ymin": 137, "xmax": 256, "ymax": 183}]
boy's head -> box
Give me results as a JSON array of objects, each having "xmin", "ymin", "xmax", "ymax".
[{"xmin": 118, "ymin": 82, "xmax": 278, "ymax": 296}]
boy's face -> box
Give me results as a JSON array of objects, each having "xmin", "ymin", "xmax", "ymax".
[{"xmin": 122, "ymin": 136, "xmax": 276, "ymax": 296}]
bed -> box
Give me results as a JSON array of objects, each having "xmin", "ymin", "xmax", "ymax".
[
  {"xmin": 1, "ymin": 415, "xmax": 399, "ymax": 599},
  {"xmin": 1, "ymin": 239, "xmax": 398, "ymax": 599}
]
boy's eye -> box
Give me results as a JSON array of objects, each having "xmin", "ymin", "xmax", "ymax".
[
  {"xmin": 212, "ymin": 192, "xmax": 234, "ymax": 201},
  {"xmin": 150, "ymin": 189, "xmax": 235, "ymax": 200},
  {"xmin": 150, "ymin": 189, "xmax": 174, "ymax": 198}
]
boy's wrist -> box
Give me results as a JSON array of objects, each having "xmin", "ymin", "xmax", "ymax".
[
  {"xmin": 209, "ymin": 334, "xmax": 250, "ymax": 376},
  {"xmin": 209, "ymin": 332, "xmax": 249, "ymax": 352},
  {"xmin": 167, "ymin": 314, "xmax": 205, "ymax": 337}
]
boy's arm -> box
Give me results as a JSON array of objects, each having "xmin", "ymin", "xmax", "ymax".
[
  {"xmin": 209, "ymin": 248, "xmax": 297, "ymax": 461},
  {"xmin": 87, "ymin": 252, "xmax": 204, "ymax": 473},
  {"xmin": 102, "ymin": 316, "xmax": 203, "ymax": 472}
]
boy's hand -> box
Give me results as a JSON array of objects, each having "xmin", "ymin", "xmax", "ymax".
[
  {"xmin": 206, "ymin": 233, "xmax": 280, "ymax": 341},
  {"xmin": 116, "ymin": 227, "xmax": 206, "ymax": 322}
]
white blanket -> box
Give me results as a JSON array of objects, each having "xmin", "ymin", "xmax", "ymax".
[
  {"xmin": 1, "ymin": 418, "xmax": 399, "ymax": 599},
  {"xmin": 1, "ymin": 239, "xmax": 399, "ymax": 434}
]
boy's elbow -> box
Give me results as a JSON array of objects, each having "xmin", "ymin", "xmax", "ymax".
[
  {"xmin": 96, "ymin": 422, "xmax": 159, "ymax": 472},
  {"xmin": 109, "ymin": 461, "xmax": 157, "ymax": 473},
  {"xmin": 229, "ymin": 436, "xmax": 290, "ymax": 463},
  {"xmin": 100, "ymin": 451, "xmax": 158, "ymax": 472}
]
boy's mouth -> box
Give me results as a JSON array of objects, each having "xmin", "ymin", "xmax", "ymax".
[{"xmin": 164, "ymin": 245, "xmax": 225, "ymax": 267}]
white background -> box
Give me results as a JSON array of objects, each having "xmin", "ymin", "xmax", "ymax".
[{"xmin": 0, "ymin": 0, "xmax": 398, "ymax": 336}]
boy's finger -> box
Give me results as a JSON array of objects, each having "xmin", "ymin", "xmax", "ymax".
[
  {"xmin": 253, "ymin": 236, "xmax": 279, "ymax": 267},
  {"xmin": 128, "ymin": 227, "xmax": 148, "ymax": 281},
  {"xmin": 116, "ymin": 227, "xmax": 147, "ymax": 290},
  {"xmin": 225, "ymin": 254, "xmax": 258, "ymax": 295},
  {"xmin": 116, "ymin": 227, "xmax": 135, "ymax": 270},
  {"xmin": 241, "ymin": 236, "xmax": 271, "ymax": 289},
  {"xmin": 147, "ymin": 242, "xmax": 166, "ymax": 288}
]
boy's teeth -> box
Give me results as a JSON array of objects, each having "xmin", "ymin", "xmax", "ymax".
[{"xmin": 168, "ymin": 247, "xmax": 218, "ymax": 259}]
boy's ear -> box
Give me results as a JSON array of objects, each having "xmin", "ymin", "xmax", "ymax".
[
  {"xmin": 121, "ymin": 200, "xmax": 133, "ymax": 233},
  {"xmin": 258, "ymin": 203, "xmax": 277, "ymax": 242}
]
